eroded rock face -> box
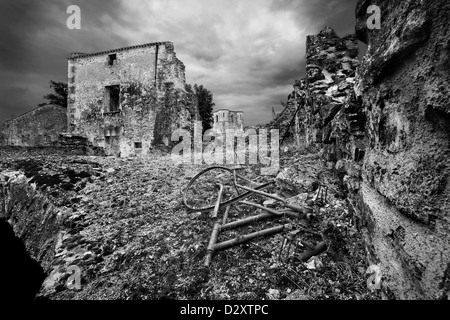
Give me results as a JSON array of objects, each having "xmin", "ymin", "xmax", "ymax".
[{"xmin": 355, "ymin": 0, "xmax": 450, "ymax": 299}]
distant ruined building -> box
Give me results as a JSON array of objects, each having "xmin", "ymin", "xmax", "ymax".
[
  {"xmin": 1, "ymin": 42, "xmax": 199, "ymax": 157},
  {"xmin": 212, "ymin": 109, "xmax": 244, "ymax": 134}
]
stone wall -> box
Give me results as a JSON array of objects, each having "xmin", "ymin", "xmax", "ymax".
[
  {"xmin": 290, "ymin": 2, "xmax": 450, "ymax": 299},
  {"xmin": 352, "ymin": 0, "xmax": 450, "ymax": 299},
  {"xmin": 305, "ymin": 27, "xmax": 363, "ymax": 164},
  {"xmin": 0, "ymin": 105, "xmax": 67, "ymax": 147},
  {"xmin": 68, "ymin": 42, "xmax": 198, "ymax": 157}
]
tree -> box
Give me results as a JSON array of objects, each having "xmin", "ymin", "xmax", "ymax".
[
  {"xmin": 194, "ymin": 84, "xmax": 215, "ymax": 132},
  {"xmin": 39, "ymin": 80, "xmax": 68, "ymax": 108},
  {"xmin": 185, "ymin": 83, "xmax": 193, "ymax": 93}
]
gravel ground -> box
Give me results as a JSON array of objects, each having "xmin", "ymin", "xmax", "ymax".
[{"xmin": 0, "ymin": 147, "xmax": 381, "ymax": 300}]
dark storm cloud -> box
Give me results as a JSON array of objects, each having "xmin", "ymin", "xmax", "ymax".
[
  {"xmin": 0, "ymin": 1, "xmax": 60, "ymax": 74},
  {"xmin": 0, "ymin": 0, "xmax": 128, "ymax": 126},
  {"xmin": 270, "ymin": 0, "xmax": 359, "ymax": 37},
  {"xmin": 0, "ymin": 0, "xmax": 127, "ymax": 74},
  {"xmin": 248, "ymin": 57, "xmax": 306, "ymax": 87}
]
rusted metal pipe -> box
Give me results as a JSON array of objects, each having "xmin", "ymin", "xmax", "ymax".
[
  {"xmin": 213, "ymin": 184, "xmax": 224, "ymax": 219},
  {"xmin": 298, "ymin": 241, "xmax": 328, "ymax": 262},
  {"xmin": 220, "ymin": 213, "xmax": 275, "ymax": 231},
  {"xmin": 233, "ymin": 177, "xmax": 311, "ymax": 214},
  {"xmin": 214, "ymin": 224, "xmax": 292, "ymax": 252},
  {"xmin": 222, "ymin": 205, "xmax": 231, "ymax": 225},
  {"xmin": 204, "ymin": 218, "xmax": 221, "ymax": 267},
  {"xmin": 239, "ymin": 201, "xmax": 305, "ymax": 219}
]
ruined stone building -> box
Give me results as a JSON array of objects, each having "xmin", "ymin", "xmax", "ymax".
[
  {"xmin": 67, "ymin": 41, "xmax": 198, "ymax": 157},
  {"xmin": 0, "ymin": 42, "xmax": 198, "ymax": 156},
  {"xmin": 271, "ymin": 27, "xmax": 362, "ymax": 152},
  {"xmin": 295, "ymin": 26, "xmax": 363, "ymax": 162},
  {"xmin": 212, "ymin": 109, "xmax": 244, "ymax": 133},
  {"xmin": 0, "ymin": 105, "xmax": 67, "ymax": 147}
]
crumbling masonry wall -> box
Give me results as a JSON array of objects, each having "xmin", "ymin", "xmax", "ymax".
[
  {"xmin": 301, "ymin": 27, "xmax": 361, "ymax": 150},
  {"xmin": 0, "ymin": 105, "xmax": 67, "ymax": 147},
  {"xmin": 68, "ymin": 42, "xmax": 198, "ymax": 157},
  {"xmin": 291, "ymin": 27, "xmax": 364, "ymax": 190}
]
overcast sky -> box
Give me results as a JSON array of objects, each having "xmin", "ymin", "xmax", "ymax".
[{"xmin": 0, "ymin": 0, "xmax": 359, "ymax": 127}]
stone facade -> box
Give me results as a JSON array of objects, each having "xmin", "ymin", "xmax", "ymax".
[
  {"xmin": 212, "ymin": 109, "xmax": 244, "ymax": 134},
  {"xmin": 0, "ymin": 105, "xmax": 67, "ymax": 147},
  {"xmin": 67, "ymin": 42, "xmax": 198, "ymax": 157}
]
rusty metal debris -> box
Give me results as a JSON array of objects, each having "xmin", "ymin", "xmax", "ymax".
[
  {"xmin": 183, "ymin": 166, "xmax": 321, "ymax": 267},
  {"xmin": 279, "ymin": 229, "xmax": 328, "ymax": 262}
]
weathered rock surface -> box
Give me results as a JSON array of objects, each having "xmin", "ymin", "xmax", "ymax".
[{"xmin": 353, "ymin": 0, "xmax": 450, "ymax": 299}]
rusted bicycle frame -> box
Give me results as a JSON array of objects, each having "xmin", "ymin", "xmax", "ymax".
[{"xmin": 183, "ymin": 166, "xmax": 329, "ymax": 267}]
